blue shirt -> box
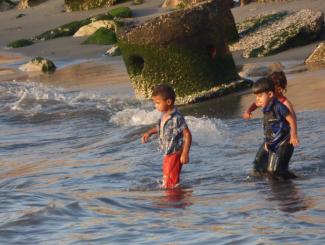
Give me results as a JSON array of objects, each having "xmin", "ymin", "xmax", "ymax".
[
  {"xmin": 157, "ymin": 108, "xmax": 188, "ymax": 155},
  {"xmin": 263, "ymin": 98, "xmax": 290, "ymax": 152}
]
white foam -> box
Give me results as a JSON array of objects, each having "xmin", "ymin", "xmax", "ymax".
[
  {"xmin": 186, "ymin": 116, "xmax": 227, "ymax": 146},
  {"xmin": 110, "ymin": 108, "xmax": 228, "ymax": 146},
  {"xmin": 110, "ymin": 108, "xmax": 161, "ymax": 126}
]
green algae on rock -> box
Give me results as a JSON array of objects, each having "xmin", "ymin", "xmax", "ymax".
[
  {"xmin": 176, "ymin": 79, "xmax": 253, "ymax": 105},
  {"xmin": 118, "ymin": 1, "xmax": 239, "ymax": 100},
  {"xmin": 19, "ymin": 57, "xmax": 56, "ymax": 73},
  {"xmin": 34, "ymin": 13, "xmax": 114, "ymax": 40},
  {"xmin": 7, "ymin": 38, "xmax": 34, "ymax": 48},
  {"xmin": 83, "ymin": 27, "xmax": 117, "ymax": 45},
  {"xmin": 108, "ymin": 6, "xmax": 132, "ymax": 18}
]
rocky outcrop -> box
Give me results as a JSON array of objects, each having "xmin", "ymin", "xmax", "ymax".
[
  {"xmin": 231, "ymin": 9, "xmax": 324, "ymax": 58},
  {"xmin": 0, "ymin": 0, "xmax": 15, "ymax": 11},
  {"xmin": 19, "ymin": 57, "xmax": 56, "ymax": 73},
  {"xmin": 118, "ymin": 0, "xmax": 239, "ymax": 100},
  {"xmin": 73, "ymin": 20, "xmax": 117, "ymax": 37},
  {"xmin": 239, "ymin": 62, "xmax": 283, "ymax": 78},
  {"xmin": 18, "ymin": 0, "xmax": 47, "ymax": 9},
  {"xmin": 305, "ymin": 42, "xmax": 325, "ymax": 64},
  {"xmin": 65, "ymin": 0, "xmax": 118, "ymax": 12},
  {"xmin": 162, "ymin": 0, "xmax": 238, "ymax": 43}
]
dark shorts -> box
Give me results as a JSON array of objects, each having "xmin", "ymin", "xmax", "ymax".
[{"xmin": 253, "ymin": 140, "xmax": 295, "ymax": 178}]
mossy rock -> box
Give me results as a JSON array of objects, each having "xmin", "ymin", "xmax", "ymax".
[
  {"xmin": 118, "ymin": 41, "xmax": 238, "ymax": 98},
  {"xmin": 64, "ymin": 0, "xmax": 118, "ymax": 12},
  {"xmin": 7, "ymin": 38, "xmax": 34, "ymax": 48},
  {"xmin": 237, "ymin": 12, "xmax": 288, "ymax": 37},
  {"xmin": 34, "ymin": 13, "xmax": 114, "ymax": 41},
  {"xmin": 19, "ymin": 56, "xmax": 56, "ymax": 73},
  {"xmin": 108, "ymin": 6, "xmax": 132, "ymax": 18},
  {"xmin": 83, "ymin": 27, "xmax": 117, "ymax": 45},
  {"xmin": 35, "ymin": 19, "xmax": 92, "ymax": 40}
]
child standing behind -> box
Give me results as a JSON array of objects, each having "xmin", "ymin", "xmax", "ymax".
[
  {"xmin": 141, "ymin": 84, "xmax": 192, "ymax": 189},
  {"xmin": 243, "ymin": 71, "xmax": 296, "ymax": 120},
  {"xmin": 252, "ymin": 77, "xmax": 299, "ymax": 178}
]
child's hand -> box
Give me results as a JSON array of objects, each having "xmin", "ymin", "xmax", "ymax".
[
  {"xmin": 242, "ymin": 111, "xmax": 252, "ymax": 119},
  {"xmin": 141, "ymin": 132, "xmax": 150, "ymax": 144},
  {"xmin": 290, "ymin": 134, "xmax": 300, "ymax": 147},
  {"xmin": 180, "ymin": 153, "xmax": 189, "ymax": 164},
  {"xmin": 264, "ymin": 143, "xmax": 269, "ymax": 152}
]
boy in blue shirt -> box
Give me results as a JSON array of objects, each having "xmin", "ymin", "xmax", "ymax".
[
  {"xmin": 252, "ymin": 77, "xmax": 299, "ymax": 178},
  {"xmin": 141, "ymin": 84, "xmax": 192, "ymax": 188}
]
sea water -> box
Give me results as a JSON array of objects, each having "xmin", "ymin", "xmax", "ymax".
[{"xmin": 0, "ymin": 80, "xmax": 324, "ymax": 244}]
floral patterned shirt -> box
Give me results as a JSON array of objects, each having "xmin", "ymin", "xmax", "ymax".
[{"xmin": 157, "ymin": 108, "xmax": 188, "ymax": 155}]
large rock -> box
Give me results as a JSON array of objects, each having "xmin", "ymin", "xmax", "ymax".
[
  {"xmin": 162, "ymin": 0, "xmax": 238, "ymax": 43},
  {"xmin": 0, "ymin": 0, "xmax": 15, "ymax": 11},
  {"xmin": 18, "ymin": 0, "xmax": 47, "ymax": 9},
  {"xmin": 118, "ymin": 0, "xmax": 239, "ymax": 100},
  {"xmin": 73, "ymin": 20, "xmax": 117, "ymax": 37},
  {"xmin": 19, "ymin": 57, "xmax": 56, "ymax": 73},
  {"xmin": 305, "ymin": 42, "xmax": 325, "ymax": 64},
  {"xmin": 231, "ymin": 9, "xmax": 324, "ymax": 58},
  {"xmin": 65, "ymin": 0, "xmax": 118, "ymax": 12}
]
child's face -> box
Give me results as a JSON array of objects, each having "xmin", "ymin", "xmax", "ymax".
[
  {"xmin": 275, "ymin": 85, "xmax": 284, "ymax": 96},
  {"xmin": 255, "ymin": 91, "xmax": 274, "ymax": 108},
  {"xmin": 152, "ymin": 95, "xmax": 173, "ymax": 112}
]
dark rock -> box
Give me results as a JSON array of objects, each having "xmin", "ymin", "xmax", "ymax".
[
  {"xmin": 162, "ymin": 0, "xmax": 238, "ymax": 43},
  {"xmin": 0, "ymin": 0, "xmax": 15, "ymax": 11},
  {"xmin": 118, "ymin": 0, "xmax": 239, "ymax": 100},
  {"xmin": 19, "ymin": 57, "xmax": 56, "ymax": 73}
]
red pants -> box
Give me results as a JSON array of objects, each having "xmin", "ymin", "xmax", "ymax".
[{"xmin": 162, "ymin": 153, "xmax": 182, "ymax": 189}]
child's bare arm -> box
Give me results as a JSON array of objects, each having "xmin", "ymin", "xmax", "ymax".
[
  {"xmin": 243, "ymin": 102, "xmax": 258, "ymax": 119},
  {"xmin": 180, "ymin": 127, "xmax": 192, "ymax": 164},
  {"xmin": 286, "ymin": 113, "xmax": 299, "ymax": 147},
  {"xmin": 141, "ymin": 127, "xmax": 158, "ymax": 144},
  {"xmin": 283, "ymin": 99, "xmax": 297, "ymax": 121}
]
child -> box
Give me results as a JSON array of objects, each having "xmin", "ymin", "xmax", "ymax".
[
  {"xmin": 252, "ymin": 77, "xmax": 299, "ymax": 178},
  {"xmin": 243, "ymin": 71, "xmax": 296, "ymax": 120},
  {"xmin": 141, "ymin": 84, "xmax": 192, "ymax": 189}
]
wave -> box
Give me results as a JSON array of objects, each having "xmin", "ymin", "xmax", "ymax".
[
  {"xmin": 0, "ymin": 81, "xmax": 141, "ymax": 122},
  {"xmin": 110, "ymin": 107, "xmax": 228, "ymax": 146}
]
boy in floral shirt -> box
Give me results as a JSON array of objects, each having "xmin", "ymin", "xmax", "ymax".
[{"xmin": 141, "ymin": 84, "xmax": 192, "ymax": 188}]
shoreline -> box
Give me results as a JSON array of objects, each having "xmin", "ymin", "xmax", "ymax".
[{"xmin": 0, "ymin": 0, "xmax": 324, "ymax": 106}]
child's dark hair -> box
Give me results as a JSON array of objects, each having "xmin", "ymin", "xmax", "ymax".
[
  {"xmin": 268, "ymin": 71, "xmax": 287, "ymax": 91},
  {"xmin": 152, "ymin": 84, "xmax": 176, "ymax": 103},
  {"xmin": 252, "ymin": 77, "xmax": 275, "ymax": 94}
]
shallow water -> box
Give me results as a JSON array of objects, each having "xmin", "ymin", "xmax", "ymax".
[{"xmin": 0, "ymin": 72, "xmax": 325, "ymax": 244}]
